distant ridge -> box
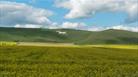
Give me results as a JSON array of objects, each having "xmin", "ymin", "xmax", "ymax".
[{"xmin": 0, "ymin": 27, "xmax": 138, "ymax": 44}]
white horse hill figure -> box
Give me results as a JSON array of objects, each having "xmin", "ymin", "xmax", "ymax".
[{"xmin": 56, "ymin": 31, "xmax": 67, "ymax": 35}]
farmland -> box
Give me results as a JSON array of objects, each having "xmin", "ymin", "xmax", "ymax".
[{"xmin": 0, "ymin": 45, "xmax": 138, "ymax": 77}]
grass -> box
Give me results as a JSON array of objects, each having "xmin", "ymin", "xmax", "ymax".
[{"xmin": 0, "ymin": 46, "xmax": 138, "ymax": 77}]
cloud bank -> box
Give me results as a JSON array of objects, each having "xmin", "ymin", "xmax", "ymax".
[
  {"xmin": 84, "ymin": 25, "xmax": 138, "ymax": 32},
  {"xmin": 56, "ymin": 0, "xmax": 138, "ymax": 23},
  {"xmin": 61, "ymin": 22, "xmax": 86, "ymax": 29},
  {"xmin": 50, "ymin": 22, "xmax": 138, "ymax": 32},
  {"xmin": 0, "ymin": 1, "xmax": 53, "ymax": 27}
]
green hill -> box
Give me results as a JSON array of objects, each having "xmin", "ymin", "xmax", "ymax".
[{"xmin": 0, "ymin": 27, "xmax": 138, "ymax": 44}]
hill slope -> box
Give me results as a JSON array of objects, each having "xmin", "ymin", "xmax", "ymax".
[{"xmin": 0, "ymin": 27, "xmax": 138, "ymax": 44}]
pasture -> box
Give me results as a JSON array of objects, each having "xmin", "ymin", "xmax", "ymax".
[{"xmin": 0, "ymin": 45, "xmax": 138, "ymax": 77}]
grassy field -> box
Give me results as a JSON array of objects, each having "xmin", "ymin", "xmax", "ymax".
[{"xmin": 0, "ymin": 46, "xmax": 138, "ymax": 77}]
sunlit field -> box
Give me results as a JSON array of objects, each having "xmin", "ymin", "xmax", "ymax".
[
  {"xmin": 0, "ymin": 45, "xmax": 138, "ymax": 77},
  {"xmin": 0, "ymin": 42, "xmax": 17, "ymax": 46},
  {"xmin": 85, "ymin": 45, "xmax": 138, "ymax": 49}
]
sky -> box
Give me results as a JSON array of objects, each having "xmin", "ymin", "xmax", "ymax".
[{"xmin": 0, "ymin": 0, "xmax": 138, "ymax": 32}]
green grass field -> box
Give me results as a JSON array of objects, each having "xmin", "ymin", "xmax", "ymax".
[{"xmin": 0, "ymin": 46, "xmax": 138, "ymax": 77}]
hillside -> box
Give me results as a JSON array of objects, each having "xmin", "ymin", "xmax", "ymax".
[{"xmin": 0, "ymin": 27, "xmax": 138, "ymax": 44}]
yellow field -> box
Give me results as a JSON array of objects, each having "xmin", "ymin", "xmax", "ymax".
[
  {"xmin": 0, "ymin": 41, "xmax": 17, "ymax": 46},
  {"xmin": 84, "ymin": 45, "xmax": 138, "ymax": 49},
  {"xmin": 19, "ymin": 42, "xmax": 138, "ymax": 49},
  {"xmin": 1, "ymin": 42, "xmax": 138, "ymax": 49}
]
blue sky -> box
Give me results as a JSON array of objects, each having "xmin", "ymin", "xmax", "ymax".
[{"xmin": 0, "ymin": 0, "xmax": 138, "ymax": 31}]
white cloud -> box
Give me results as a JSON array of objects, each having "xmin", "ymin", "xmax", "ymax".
[
  {"xmin": 13, "ymin": 21, "xmax": 138, "ymax": 32},
  {"xmin": 56, "ymin": 21, "xmax": 138, "ymax": 32},
  {"xmin": 61, "ymin": 22, "xmax": 86, "ymax": 29},
  {"xmin": 107, "ymin": 25, "xmax": 138, "ymax": 32},
  {"xmin": 13, "ymin": 21, "xmax": 87, "ymax": 29},
  {"xmin": 14, "ymin": 24, "xmax": 42, "ymax": 28},
  {"xmin": 0, "ymin": 1, "xmax": 53, "ymax": 27},
  {"xmin": 85, "ymin": 26, "xmax": 104, "ymax": 31},
  {"xmin": 86, "ymin": 25, "xmax": 138, "ymax": 32},
  {"xmin": 56, "ymin": 0, "xmax": 138, "ymax": 23}
]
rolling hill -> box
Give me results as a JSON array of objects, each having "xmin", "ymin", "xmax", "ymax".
[{"xmin": 0, "ymin": 27, "xmax": 138, "ymax": 44}]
